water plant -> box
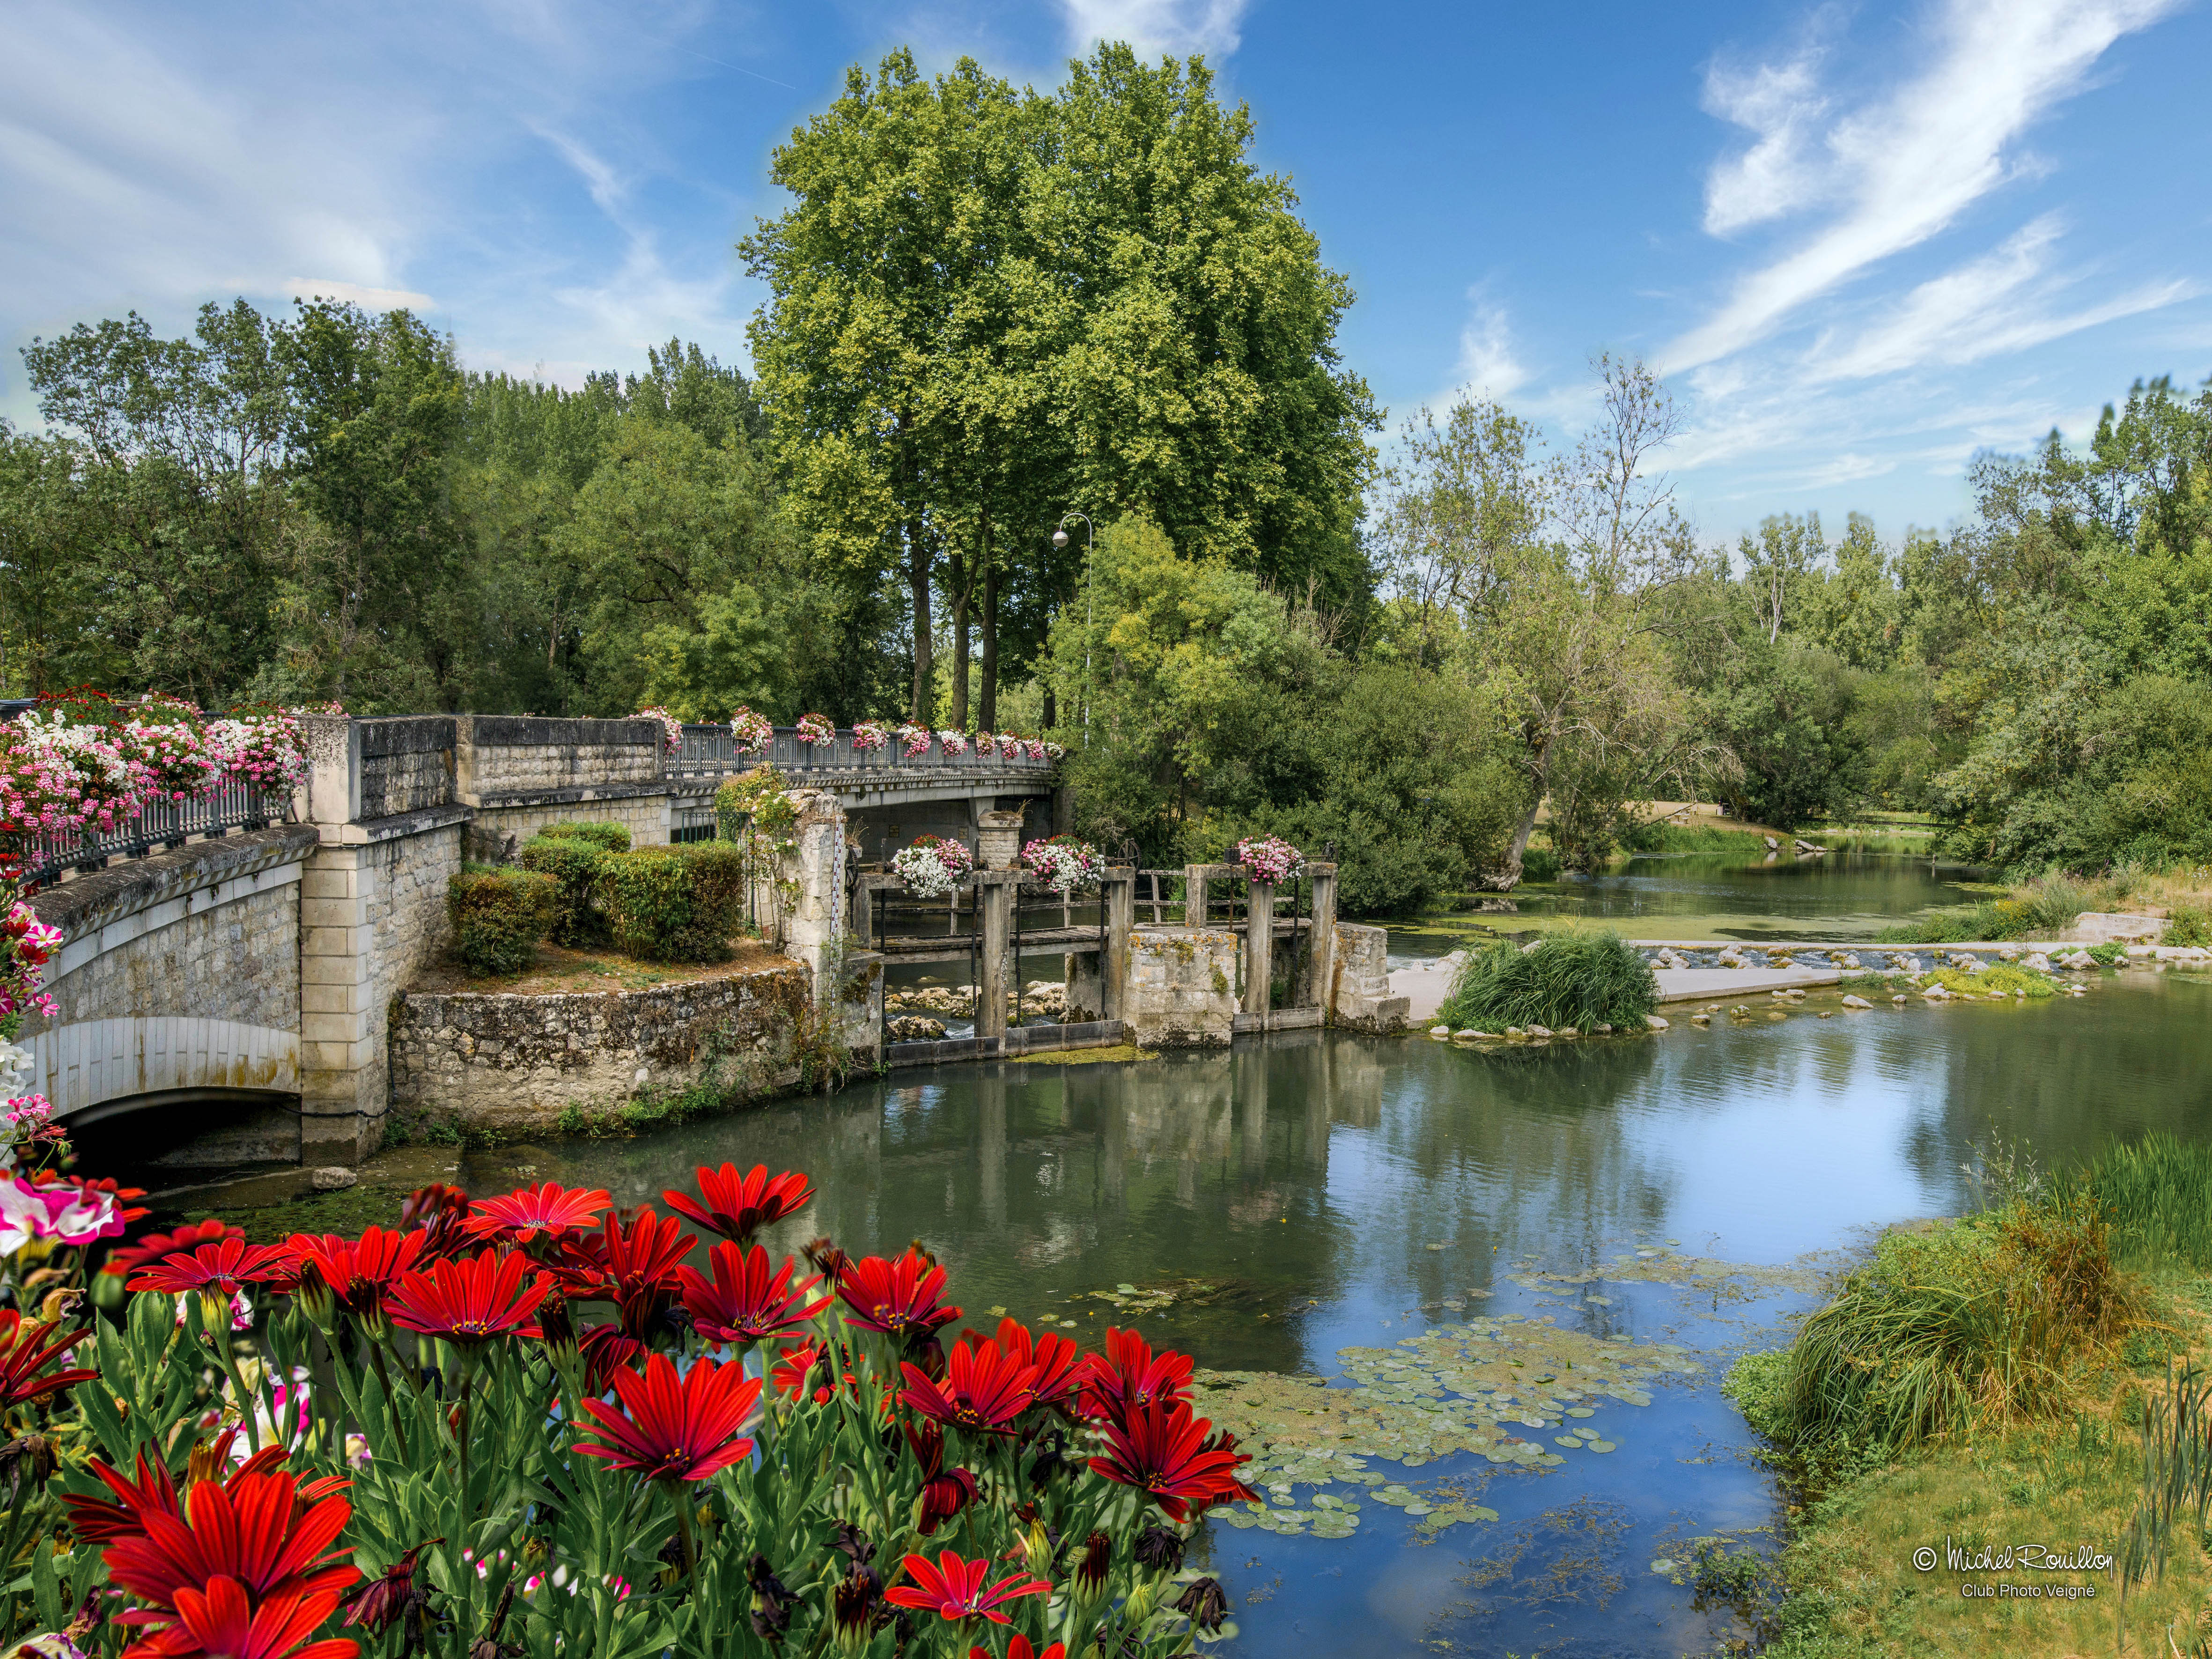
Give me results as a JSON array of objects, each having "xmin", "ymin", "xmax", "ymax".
[
  {"xmin": 0, "ymin": 1161, "xmax": 1250, "ymax": 1654},
  {"xmin": 2086, "ymin": 1134, "xmax": 2212, "ymax": 1269},
  {"xmin": 1438, "ymin": 931, "xmax": 1656, "ymax": 1032}
]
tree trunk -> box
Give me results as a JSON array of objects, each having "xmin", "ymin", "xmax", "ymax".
[
  {"xmin": 1042, "ymin": 683, "xmax": 1056, "ymax": 731},
  {"xmin": 979, "ymin": 514, "xmax": 998, "ymax": 731},
  {"xmin": 950, "ymin": 546, "xmax": 970, "ymax": 731},
  {"xmin": 906, "ymin": 516, "xmax": 932, "ymax": 726}
]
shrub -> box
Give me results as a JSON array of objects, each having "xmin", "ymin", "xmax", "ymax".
[
  {"xmin": 516, "ymin": 835, "xmax": 612, "ymax": 946},
  {"xmin": 1438, "ymin": 929, "xmax": 1656, "ymax": 1030},
  {"xmin": 2165, "ymin": 900, "xmax": 2212, "ymax": 947},
  {"xmin": 448, "ymin": 865, "xmax": 559, "ymax": 974},
  {"xmin": 1914, "ymin": 963, "xmax": 2058, "ymax": 997},
  {"xmin": 597, "ymin": 842, "xmax": 750, "ymax": 961},
  {"xmin": 536, "ymin": 818, "xmax": 632, "ymax": 852},
  {"xmin": 1519, "ymin": 844, "xmax": 1561, "ymax": 882}
]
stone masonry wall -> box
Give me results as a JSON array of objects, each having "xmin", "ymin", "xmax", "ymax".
[
  {"xmin": 358, "ymin": 718, "xmax": 457, "ymax": 818},
  {"xmin": 1330, "ymin": 922, "xmax": 1410, "ymax": 1032},
  {"xmin": 464, "ymin": 796, "xmax": 673, "ymax": 863},
  {"xmin": 27, "ymin": 828, "xmax": 317, "ymax": 1033},
  {"xmin": 456, "ymin": 716, "xmax": 662, "ymax": 799},
  {"xmin": 1126, "ymin": 928, "xmax": 1239, "ymax": 1047},
  {"xmin": 389, "ymin": 960, "xmax": 807, "ymax": 1133}
]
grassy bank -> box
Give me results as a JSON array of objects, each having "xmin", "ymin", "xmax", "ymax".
[
  {"xmin": 1737, "ymin": 1138, "xmax": 2212, "ymax": 1655},
  {"xmin": 1882, "ymin": 864, "xmax": 2212, "ymax": 944}
]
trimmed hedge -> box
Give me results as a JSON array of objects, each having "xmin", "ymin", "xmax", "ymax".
[
  {"xmin": 597, "ymin": 842, "xmax": 750, "ymax": 962},
  {"xmin": 537, "ymin": 819, "xmax": 631, "ymax": 853},
  {"xmin": 448, "ymin": 866, "xmax": 559, "ymax": 975},
  {"xmin": 516, "ymin": 835, "xmax": 612, "ymax": 946}
]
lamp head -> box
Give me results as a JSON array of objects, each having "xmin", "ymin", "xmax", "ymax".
[{"xmin": 1052, "ymin": 529, "xmax": 1069, "ymax": 549}]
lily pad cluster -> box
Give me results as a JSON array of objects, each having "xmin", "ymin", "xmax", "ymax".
[
  {"xmin": 1505, "ymin": 1249, "xmax": 1829, "ymax": 1303},
  {"xmin": 1192, "ymin": 1317, "xmax": 1703, "ymax": 1540}
]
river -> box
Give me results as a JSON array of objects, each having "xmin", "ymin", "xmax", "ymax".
[{"xmin": 465, "ymin": 847, "xmax": 2212, "ymax": 1655}]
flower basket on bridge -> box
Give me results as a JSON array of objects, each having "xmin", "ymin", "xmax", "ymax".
[
  {"xmin": 794, "ymin": 712, "xmax": 836, "ymax": 748},
  {"xmin": 936, "ymin": 730, "xmax": 969, "ymax": 758},
  {"xmin": 1021, "ymin": 834, "xmax": 1104, "ymax": 896},
  {"xmin": 729, "ymin": 706, "xmax": 773, "ymax": 755},
  {"xmin": 892, "ymin": 833, "xmax": 974, "ymax": 898},
  {"xmin": 850, "ymin": 720, "xmax": 888, "ymax": 754},
  {"xmin": 633, "ymin": 706, "xmax": 684, "ymax": 753},
  {"xmin": 896, "ymin": 722, "xmax": 932, "ymax": 758},
  {"xmin": 1234, "ymin": 834, "xmax": 1303, "ymax": 884}
]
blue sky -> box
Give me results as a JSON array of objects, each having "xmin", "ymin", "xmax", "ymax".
[{"xmin": 4, "ymin": 0, "xmax": 2207, "ymax": 542}]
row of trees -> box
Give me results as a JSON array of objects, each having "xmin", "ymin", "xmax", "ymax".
[{"xmin": 2, "ymin": 41, "xmax": 2207, "ymax": 907}]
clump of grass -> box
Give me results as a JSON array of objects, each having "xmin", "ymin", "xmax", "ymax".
[
  {"xmin": 1754, "ymin": 1191, "xmax": 2140, "ymax": 1470},
  {"xmin": 2087, "ymin": 1134, "xmax": 2212, "ymax": 1269},
  {"xmin": 1915, "ymin": 963, "xmax": 2058, "ymax": 997},
  {"xmin": 1437, "ymin": 930, "xmax": 1655, "ymax": 1031},
  {"xmin": 2166, "ymin": 900, "xmax": 2212, "ymax": 947}
]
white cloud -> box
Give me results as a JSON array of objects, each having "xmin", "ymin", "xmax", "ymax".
[
  {"xmin": 1059, "ymin": 0, "xmax": 1248, "ymax": 57},
  {"xmin": 1664, "ymin": 0, "xmax": 2183, "ymax": 374},
  {"xmin": 1701, "ymin": 32, "xmax": 1831, "ymax": 235},
  {"xmin": 1450, "ymin": 295, "xmax": 1532, "ymax": 400},
  {"xmin": 282, "ymin": 280, "xmax": 439, "ymax": 312}
]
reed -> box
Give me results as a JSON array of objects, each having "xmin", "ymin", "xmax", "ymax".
[
  {"xmin": 1438, "ymin": 930, "xmax": 1656, "ymax": 1031},
  {"xmin": 2086, "ymin": 1134, "xmax": 2212, "ymax": 1269}
]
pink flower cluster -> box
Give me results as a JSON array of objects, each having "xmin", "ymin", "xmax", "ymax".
[
  {"xmin": 1234, "ymin": 834, "xmax": 1303, "ymax": 884},
  {"xmin": 794, "ymin": 712, "xmax": 837, "ymax": 746},
  {"xmin": 633, "ymin": 707, "xmax": 685, "ymax": 753},
  {"xmin": 0, "ymin": 1172, "xmax": 122, "ymax": 1253},
  {"xmin": 0, "ymin": 700, "xmax": 310, "ymax": 844},
  {"xmin": 850, "ymin": 721, "xmax": 889, "ymax": 752},
  {"xmin": 1021, "ymin": 835, "xmax": 1103, "ymax": 896},
  {"xmin": 729, "ymin": 707, "xmax": 774, "ymax": 755}
]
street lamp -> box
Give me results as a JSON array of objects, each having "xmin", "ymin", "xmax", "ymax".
[{"xmin": 1053, "ymin": 513, "xmax": 1095, "ymax": 741}]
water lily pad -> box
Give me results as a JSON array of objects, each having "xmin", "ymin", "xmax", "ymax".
[
  {"xmin": 1566, "ymin": 1407, "xmax": 1595, "ymax": 1418},
  {"xmin": 1587, "ymin": 1440, "xmax": 1617, "ymax": 1453},
  {"xmin": 1553, "ymin": 1436, "xmax": 1581, "ymax": 1448}
]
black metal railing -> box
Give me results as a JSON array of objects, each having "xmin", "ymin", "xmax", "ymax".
[
  {"xmin": 668, "ymin": 725, "xmax": 1056, "ymax": 779},
  {"xmin": 20, "ymin": 777, "xmax": 291, "ymax": 890}
]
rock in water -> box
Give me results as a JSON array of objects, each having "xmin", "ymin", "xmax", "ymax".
[
  {"xmin": 1645, "ymin": 1015, "xmax": 1669, "ymax": 1031},
  {"xmin": 1841, "ymin": 995, "xmax": 1872, "ymax": 1010}
]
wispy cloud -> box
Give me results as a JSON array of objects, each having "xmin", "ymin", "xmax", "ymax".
[
  {"xmin": 1450, "ymin": 295, "xmax": 1532, "ymax": 400},
  {"xmin": 1059, "ymin": 0, "xmax": 1248, "ymax": 58},
  {"xmin": 282, "ymin": 279, "xmax": 439, "ymax": 312},
  {"xmin": 1665, "ymin": 0, "xmax": 2183, "ymax": 374}
]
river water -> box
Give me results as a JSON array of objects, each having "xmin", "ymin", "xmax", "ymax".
[{"xmin": 477, "ymin": 849, "xmax": 2212, "ymax": 1656}]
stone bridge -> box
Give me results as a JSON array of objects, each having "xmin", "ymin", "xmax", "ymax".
[{"xmin": 21, "ymin": 716, "xmax": 1058, "ymax": 1175}]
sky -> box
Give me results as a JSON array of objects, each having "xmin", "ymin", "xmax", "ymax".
[{"xmin": 3, "ymin": 0, "xmax": 2208, "ymax": 542}]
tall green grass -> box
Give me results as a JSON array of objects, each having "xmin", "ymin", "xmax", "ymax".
[
  {"xmin": 1876, "ymin": 872, "xmax": 2103, "ymax": 943},
  {"xmin": 1437, "ymin": 930, "xmax": 1656, "ymax": 1030},
  {"xmin": 2087, "ymin": 1135, "xmax": 2212, "ymax": 1269}
]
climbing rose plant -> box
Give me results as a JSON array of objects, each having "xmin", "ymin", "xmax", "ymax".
[
  {"xmin": 892, "ymin": 834, "xmax": 975, "ymax": 899},
  {"xmin": 0, "ymin": 1163, "xmax": 1248, "ymax": 1657}
]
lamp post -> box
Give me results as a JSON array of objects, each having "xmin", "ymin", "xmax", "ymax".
[{"xmin": 1052, "ymin": 513, "xmax": 1095, "ymax": 741}]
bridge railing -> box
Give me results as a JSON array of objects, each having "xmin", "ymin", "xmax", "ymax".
[
  {"xmin": 20, "ymin": 776, "xmax": 291, "ymax": 889},
  {"xmin": 666, "ymin": 724, "xmax": 1056, "ymax": 780}
]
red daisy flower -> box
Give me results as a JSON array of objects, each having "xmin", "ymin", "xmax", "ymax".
[
  {"xmin": 288, "ymin": 1228, "xmax": 428, "ymax": 1323},
  {"xmin": 0, "ymin": 1309, "xmax": 97, "ymax": 1409},
  {"xmin": 104, "ymin": 1218, "xmax": 239, "ymax": 1279},
  {"xmin": 73, "ymin": 1444, "xmax": 345, "ymax": 1549},
  {"xmin": 462, "ymin": 1182, "xmax": 611, "ymax": 1245},
  {"xmin": 961, "ymin": 1317, "xmax": 1080, "ymax": 1411},
  {"xmin": 1087, "ymin": 1400, "xmax": 1254, "ymax": 1522},
  {"xmin": 771, "ymin": 1339, "xmax": 830, "ymax": 1402},
  {"xmin": 386, "ymin": 1251, "xmax": 551, "ymax": 1345},
  {"xmin": 905, "ymin": 1422, "xmax": 980, "ymax": 1534},
  {"xmin": 661, "ymin": 1163, "xmax": 814, "ymax": 1245},
  {"xmin": 676, "ymin": 1241, "xmax": 828, "ymax": 1345},
  {"xmin": 900, "ymin": 1338, "xmax": 1038, "ymax": 1436},
  {"xmin": 145, "ymin": 1577, "xmax": 361, "ymax": 1659},
  {"xmin": 127, "ymin": 1237, "xmax": 289, "ymax": 1299},
  {"xmin": 1077, "ymin": 1327, "xmax": 1193, "ymax": 1423},
  {"xmin": 104, "ymin": 1462, "xmax": 357, "ymax": 1621},
  {"xmin": 884, "ymin": 1549, "xmax": 1048, "ymax": 1625},
  {"xmin": 574, "ymin": 1352, "xmax": 761, "ymax": 1483},
  {"xmin": 555, "ymin": 1208, "xmax": 696, "ymax": 1342},
  {"xmin": 575, "ymin": 1324, "xmax": 645, "ymax": 1395},
  {"xmin": 836, "ymin": 1250, "xmax": 960, "ymax": 1340},
  {"xmin": 973, "ymin": 1640, "xmax": 1066, "ymax": 1659}
]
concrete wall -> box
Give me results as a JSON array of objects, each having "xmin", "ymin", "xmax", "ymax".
[{"xmin": 389, "ymin": 960, "xmax": 807, "ymax": 1134}]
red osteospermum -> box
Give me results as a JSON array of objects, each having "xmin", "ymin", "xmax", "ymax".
[
  {"xmin": 127, "ymin": 1237, "xmax": 289, "ymax": 1298},
  {"xmin": 772, "ymin": 1339, "xmax": 830, "ymax": 1402},
  {"xmin": 75, "ymin": 1444, "xmax": 346, "ymax": 1550},
  {"xmin": 963, "ymin": 1317, "xmax": 1080, "ymax": 1412},
  {"xmin": 556, "ymin": 1208, "xmax": 696, "ymax": 1342},
  {"xmin": 905, "ymin": 1423, "xmax": 979, "ymax": 1534},
  {"xmin": 105, "ymin": 1463, "xmax": 357, "ymax": 1626},
  {"xmin": 661, "ymin": 1163, "xmax": 814, "ymax": 1245},
  {"xmin": 386, "ymin": 1251, "xmax": 551, "ymax": 1345},
  {"xmin": 973, "ymin": 1641, "xmax": 1066, "ymax": 1659},
  {"xmin": 105, "ymin": 1219, "xmax": 239, "ymax": 1279},
  {"xmin": 574, "ymin": 1353, "xmax": 761, "ymax": 1483},
  {"xmin": 0, "ymin": 1309, "xmax": 97, "ymax": 1408},
  {"xmin": 1077, "ymin": 1327, "xmax": 1194, "ymax": 1423},
  {"xmin": 1088, "ymin": 1400, "xmax": 1254, "ymax": 1522},
  {"xmin": 575, "ymin": 1325, "xmax": 645, "ymax": 1395},
  {"xmin": 837, "ymin": 1250, "xmax": 960, "ymax": 1340},
  {"xmin": 150, "ymin": 1578, "xmax": 361, "ymax": 1659},
  {"xmin": 288, "ymin": 1228, "xmax": 427, "ymax": 1322},
  {"xmin": 884, "ymin": 1549, "xmax": 1048, "ymax": 1625},
  {"xmin": 676, "ymin": 1241, "xmax": 828, "ymax": 1345},
  {"xmin": 463, "ymin": 1182, "xmax": 611, "ymax": 1245},
  {"xmin": 900, "ymin": 1338, "xmax": 1038, "ymax": 1437}
]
